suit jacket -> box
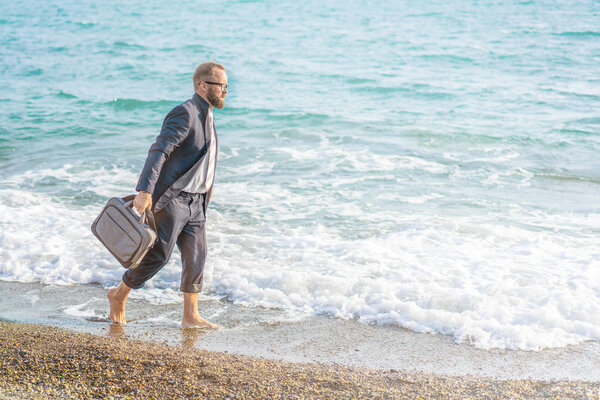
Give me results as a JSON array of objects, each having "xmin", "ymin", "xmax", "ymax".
[{"xmin": 136, "ymin": 93, "xmax": 218, "ymax": 214}]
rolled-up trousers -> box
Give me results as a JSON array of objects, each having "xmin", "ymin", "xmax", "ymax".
[{"xmin": 123, "ymin": 191, "xmax": 206, "ymax": 293}]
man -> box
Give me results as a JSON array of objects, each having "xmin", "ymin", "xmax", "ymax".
[{"xmin": 107, "ymin": 61, "xmax": 228, "ymax": 328}]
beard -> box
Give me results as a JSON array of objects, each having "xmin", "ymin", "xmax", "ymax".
[{"xmin": 207, "ymin": 91, "xmax": 226, "ymax": 109}]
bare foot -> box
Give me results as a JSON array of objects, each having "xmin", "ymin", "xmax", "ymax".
[
  {"xmin": 182, "ymin": 291, "xmax": 220, "ymax": 329},
  {"xmin": 181, "ymin": 315, "xmax": 220, "ymax": 329},
  {"xmin": 107, "ymin": 287, "xmax": 127, "ymax": 324}
]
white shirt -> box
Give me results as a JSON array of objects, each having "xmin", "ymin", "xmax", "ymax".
[{"xmin": 181, "ymin": 107, "xmax": 217, "ymax": 194}]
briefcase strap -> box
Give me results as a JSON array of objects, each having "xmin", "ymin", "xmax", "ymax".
[{"xmin": 145, "ymin": 210, "xmax": 158, "ymax": 237}]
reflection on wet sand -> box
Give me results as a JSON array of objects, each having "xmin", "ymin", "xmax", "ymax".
[
  {"xmin": 181, "ymin": 327, "xmax": 208, "ymax": 349},
  {"xmin": 108, "ymin": 323, "xmax": 125, "ymax": 337}
]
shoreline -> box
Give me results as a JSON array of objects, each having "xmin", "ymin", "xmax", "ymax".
[
  {"xmin": 1, "ymin": 321, "xmax": 598, "ymax": 400},
  {"xmin": 2, "ymin": 280, "xmax": 600, "ymax": 382}
]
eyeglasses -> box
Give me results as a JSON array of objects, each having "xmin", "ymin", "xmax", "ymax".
[{"xmin": 204, "ymin": 81, "xmax": 229, "ymax": 92}]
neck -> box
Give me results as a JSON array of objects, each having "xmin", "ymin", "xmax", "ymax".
[{"xmin": 195, "ymin": 91, "xmax": 212, "ymax": 109}]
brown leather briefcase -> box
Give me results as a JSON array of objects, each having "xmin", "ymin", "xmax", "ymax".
[{"xmin": 91, "ymin": 194, "xmax": 157, "ymax": 269}]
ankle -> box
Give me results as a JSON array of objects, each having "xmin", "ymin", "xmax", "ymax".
[
  {"xmin": 109, "ymin": 289, "xmax": 128, "ymax": 302},
  {"xmin": 183, "ymin": 309, "xmax": 199, "ymax": 319}
]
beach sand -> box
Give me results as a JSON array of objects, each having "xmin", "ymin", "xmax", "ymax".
[{"xmin": 0, "ymin": 321, "xmax": 598, "ymax": 400}]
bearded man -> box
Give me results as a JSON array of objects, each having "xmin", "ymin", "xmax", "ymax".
[{"xmin": 107, "ymin": 61, "xmax": 228, "ymax": 328}]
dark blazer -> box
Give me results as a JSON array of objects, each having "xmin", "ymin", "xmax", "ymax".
[{"xmin": 136, "ymin": 93, "xmax": 218, "ymax": 214}]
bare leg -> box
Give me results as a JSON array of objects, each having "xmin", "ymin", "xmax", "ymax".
[
  {"xmin": 107, "ymin": 281, "xmax": 131, "ymax": 324},
  {"xmin": 181, "ymin": 292, "xmax": 220, "ymax": 329}
]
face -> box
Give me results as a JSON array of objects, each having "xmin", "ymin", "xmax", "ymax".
[{"xmin": 202, "ymin": 69, "xmax": 228, "ymax": 110}]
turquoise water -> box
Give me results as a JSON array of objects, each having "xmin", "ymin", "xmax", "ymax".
[{"xmin": 1, "ymin": 1, "xmax": 599, "ymax": 350}]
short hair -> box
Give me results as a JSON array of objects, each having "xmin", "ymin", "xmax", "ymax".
[{"xmin": 193, "ymin": 61, "xmax": 226, "ymax": 88}]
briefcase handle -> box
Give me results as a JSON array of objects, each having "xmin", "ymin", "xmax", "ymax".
[
  {"xmin": 124, "ymin": 199, "xmax": 150, "ymax": 223},
  {"xmin": 122, "ymin": 195, "xmax": 158, "ymax": 235}
]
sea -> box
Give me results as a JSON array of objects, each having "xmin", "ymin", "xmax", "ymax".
[{"xmin": 1, "ymin": 0, "xmax": 599, "ymax": 353}]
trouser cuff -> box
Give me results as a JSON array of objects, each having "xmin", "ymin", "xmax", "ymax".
[
  {"xmin": 122, "ymin": 273, "xmax": 144, "ymax": 290},
  {"xmin": 180, "ymin": 283, "xmax": 203, "ymax": 293}
]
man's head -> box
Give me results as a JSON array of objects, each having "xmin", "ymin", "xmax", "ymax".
[{"xmin": 193, "ymin": 61, "xmax": 228, "ymax": 110}]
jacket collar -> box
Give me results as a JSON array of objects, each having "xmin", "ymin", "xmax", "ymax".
[{"xmin": 192, "ymin": 93, "xmax": 211, "ymax": 114}]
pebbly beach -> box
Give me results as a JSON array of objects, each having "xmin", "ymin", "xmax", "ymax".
[{"xmin": 1, "ymin": 321, "xmax": 598, "ymax": 400}]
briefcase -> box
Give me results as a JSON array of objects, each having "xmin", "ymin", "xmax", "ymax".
[{"xmin": 91, "ymin": 194, "xmax": 157, "ymax": 269}]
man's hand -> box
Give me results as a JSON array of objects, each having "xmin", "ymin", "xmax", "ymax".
[{"xmin": 133, "ymin": 191, "xmax": 152, "ymax": 214}]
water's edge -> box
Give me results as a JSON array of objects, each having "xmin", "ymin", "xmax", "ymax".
[{"xmin": 2, "ymin": 280, "xmax": 598, "ymax": 382}]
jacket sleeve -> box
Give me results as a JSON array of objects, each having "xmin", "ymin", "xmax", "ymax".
[{"xmin": 135, "ymin": 105, "xmax": 190, "ymax": 194}]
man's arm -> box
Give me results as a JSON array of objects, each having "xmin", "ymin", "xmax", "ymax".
[{"xmin": 134, "ymin": 105, "xmax": 191, "ymax": 212}]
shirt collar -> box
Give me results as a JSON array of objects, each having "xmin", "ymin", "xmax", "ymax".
[{"xmin": 193, "ymin": 93, "xmax": 212, "ymax": 112}]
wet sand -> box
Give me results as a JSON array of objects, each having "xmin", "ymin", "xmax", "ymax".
[
  {"xmin": 0, "ymin": 321, "xmax": 598, "ymax": 400},
  {"xmin": 2, "ymin": 280, "xmax": 600, "ymax": 383}
]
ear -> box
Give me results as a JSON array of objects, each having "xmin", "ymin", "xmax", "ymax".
[{"xmin": 196, "ymin": 81, "xmax": 206, "ymax": 94}]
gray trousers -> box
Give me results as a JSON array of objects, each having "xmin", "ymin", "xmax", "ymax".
[{"xmin": 123, "ymin": 191, "xmax": 206, "ymax": 293}]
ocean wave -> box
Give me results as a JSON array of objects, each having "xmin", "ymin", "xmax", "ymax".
[
  {"xmin": 534, "ymin": 171, "xmax": 600, "ymax": 185},
  {"xmin": 268, "ymin": 111, "xmax": 331, "ymax": 123},
  {"xmin": 355, "ymin": 84, "xmax": 456, "ymax": 99},
  {"xmin": 107, "ymin": 98, "xmax": 177, "ymax": 111},
  {"xmin": 223, "ymin": 106, "xmax": 278, "ymax": 116},
  {"xmin": 554, "ymin": 31, "xmax": 600, "ymax": 38},
  {"xmin": 182, "ymin": 44, "xmax": 208, "ymax": 51},
  {"xmin": 1, "ymin": 164, "xmax": 600, "ymax": 350},
  {"xmin": 113, "ymin": 41, "xmax": 146, "ymax": 50},
  {"xmin": 208, "ymin": 212, "xmax": 600, "ymax": 351},
  {"xmin": 543, "ymin": 87, "xmax": 600, "ymax": 101},
  {"xmin": 0, "ymin": 189, "xmax": 122, "ymax": 286},
  {"xmin": 2, "ymin": 163, "xmax": 138, "ymax": 200},
  {"xmin": 56, "ymin": 91, "xmax": 78, "ymax": 99},
  {"xmin": 574, "ymin": 117, "xmax": 600, "ymax": 126},
  {"xmin": 18, "ymin": 68, "xmax": 43, "ymax": 77},
  {"xmin": 72, "ymin": 21, "xmax": 98, "ymax": 28},
  {"xmin": 419, "ymin": 54, "xmax": 476, "ymax": 64},
  {"xmin": 49, "ymin": 46, "xmax": 68, "ymax": 53}
]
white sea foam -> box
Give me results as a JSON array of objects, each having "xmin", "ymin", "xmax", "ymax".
[
  {"xmin": 207, "ymin": 214, "xmax": 600, "ymax": 350},
  {"xmin": 28, "ymin": 291, "xmax": 40, "ymax": 305},
  {"xmin": 1, "ymin": 164, "xmax": 600, "ymax": 351},
  {"xmin": 0, "ymin": 168, "xmax": 185, "ymax": 303},
  {"xmin": 6, "ymin": 164, "xmax": 139, "ymax": 198},
  {"xmin": 138, "ymin": 311, "xmax": 180, "ymax": 326},
  {"xmin": 63, "ymin": 300, "xmax": 99, "ymax": 318},
  {"xmin": 271, "ymin": 141, "xmax": 451, "ymax": 175}
]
